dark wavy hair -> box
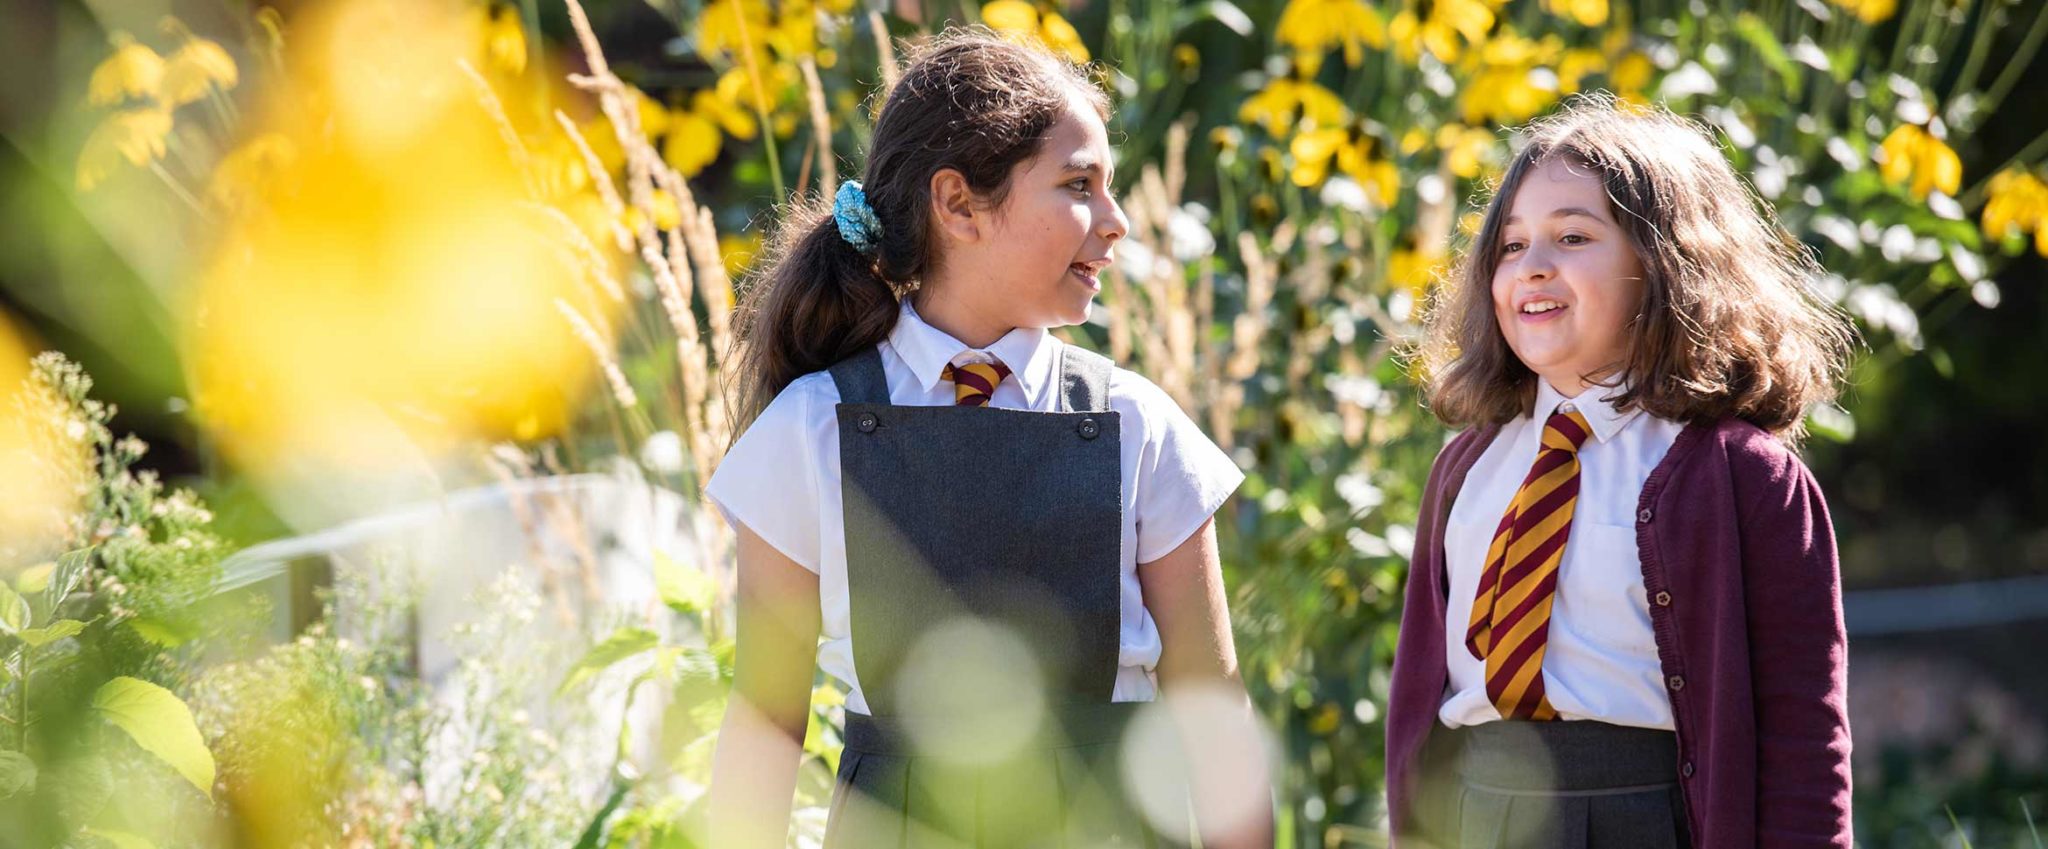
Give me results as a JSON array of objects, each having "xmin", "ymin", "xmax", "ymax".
[
  {"xmin": 725, "ymin": 29, "xmax": 1109, "ymax": 431},
  {"xmin": 1417, "ymin": 95, "xmax": 1857, "ymax": 443}
]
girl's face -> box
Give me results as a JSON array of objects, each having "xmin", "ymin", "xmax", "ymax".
[
  {"xmin": 1490, "ymin": 156, "xmax": 1648, "ymax": 397},
  {"xmin": 977, "ymin": 93, "xmax": 1130, "ymax": 329}
]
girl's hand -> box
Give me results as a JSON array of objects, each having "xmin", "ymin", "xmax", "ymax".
[
  {"xmin": 709, "ymin": 524, "xmax": 823, "ymax": 849},
  {"xmin": 1141, "ymin": 517, "xmax": 1276, "ymax": 849}
]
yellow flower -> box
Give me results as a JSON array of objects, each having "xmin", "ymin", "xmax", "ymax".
[
  {"xmin": 1982, "ymin": 168, "xmax": 2048, "ymax": 257},
  {"xmin": 478, "ymin": 3, "xmax": 528, "ymax": 77},
  {"xmin": 1388, "ymin": 0, "xmax": 1495, "ymax": 65},
  {"xmin": 76, "ymin": 106, "xmax": 172, "ymax": 190},
  {"xmin": 1556, "ymin": 48, "xmax": 1606, "ymax": 93},
  {"xmin": 1610, "ymin": 50, "xmax": 1653, "ymax": 98},
  {"xmin": 632, "ymin": 86, "xmax": 671, "ymax": 138},
  {"xmin": 721, "ymin": 231, "xmax": 763, "ymax": 280},
  {"xmin": 1435, "ymin": 124, "xmax": 1496, "ymax": 179},
  {"xmin": 207, "ymin": 133, "xmax": 298, "ymax": 212},
  {"xmin": 1390, "ymin": 246, "xmax": 1449, "ymax": 295},
  {"xmin": 1877, "ymin": 123, "xmax": 1962, "ymax": 200},
  {"xmin": 1459, "ymin": 34, "xmax": 1561, "ymax": 125},
  {"xmin": 707, "ymin": 71, "xmax": 764, "ymax": 138},
  {"xmin": 161, "ymin": 36, "xmax": 239, "ymax": 107},
  {"xmin": 1276, "ymin": 0, "xmax": 1387, "ymax": 73},
  {"xmin": 1830, "ymin": 0, "xmax": 1896, "ymax": 23},
  {"xmin": 1540, "ymin": 0, "xmax": 1608, "ymax": 26},
  {"xmin": 700, "ymin": 0, "xmax": 777, "ymax": 63},
  {"xmin": 1239, "ymin": 76, "xmax": 1349, "ymax": 138},
  {"xmin": 663, "ymin": 112, "xmax": 722, "ymax": 177},
  {"xmin": 1291, "ymin": 127, "xmax": 1399, "ymax": 206},
  {"xmin": 982, "ymin": 0, "xmax": 1090, "ymax": 62},
  {"xmin": 88, "ymin": 33, "xmax": 164, "ymax": 105},
  {"xmin": 1399, "ymin": 127, "xmax": 1428, "ymax": 155}
]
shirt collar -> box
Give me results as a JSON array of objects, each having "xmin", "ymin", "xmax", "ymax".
[
  {"xmin": 1532, "ymin": 379, "xmax": 1643, "ymax": 444},
  {"xmin": 889, "ymin": 300, "xmax": 1056, "ymax": 399}
]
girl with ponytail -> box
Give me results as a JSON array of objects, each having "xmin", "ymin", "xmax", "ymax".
[{"xmin": 707, "ymin": 28, "xmax": 1272, "ymax": 849}]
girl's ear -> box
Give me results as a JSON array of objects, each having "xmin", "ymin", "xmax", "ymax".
[{"xmin": 929, "ymin": 167, "xmax": 983, "ymax": 246}]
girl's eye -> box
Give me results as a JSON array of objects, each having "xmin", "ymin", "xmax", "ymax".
[
  {"xmin": 1500, "ymin": 241, "xmax": 1526, "ymax": 254},
  {"xmin": 1068, "ymin": 179, "xmax": 1091, "ymax": 193},
  {"xmin": 1560, "ymin": 233, "xmax": 1589, "ymax": 245}
]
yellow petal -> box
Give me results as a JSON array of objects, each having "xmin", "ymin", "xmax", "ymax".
[
  {"xmin": 632, "ymin": 87, "xmax": 671, "ymax": 138},
  {"xmin": 1040, "ymin": 11, "xmax": 1089, "ymax": 62},
  {"xmin": 486, "ymin": 6, "xmax": 528, "ymax": 77},
  {"xmin": 662, "ymin": 113, "xmax": 722, "ymax": 177},
  {"xmin": 161, "ymin": 38, "xmax": 239, "ymax": 107},
  {"xmin": 982, "ymin": 0, "xmax": 1041, "ymax": 34},
  {"xmin": 88, "ymin": 34, "xmax": 164, "ymax": 105}
]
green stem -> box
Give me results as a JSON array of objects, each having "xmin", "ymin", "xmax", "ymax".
[
  {"xmin": 1949, "ymin": 0, "xmax": 1997, "ymax": 104},
  {"xmin": 17, "ymin": 648, "xmax": 28, "ymax": 752},
  {"xmin": 1978, "ymin": 0, "xmax": 2048, "ymax": 119},
  {"xmin": 729, "ymin": 14, "xmax": 785, "ymax": 202}
]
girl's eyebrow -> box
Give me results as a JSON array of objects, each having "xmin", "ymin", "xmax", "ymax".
[
  {"xmin": 1063, "ymin": 158, "xmax": 1108, "ymax": 179},
  {"xmin": 1505, "ymin": 207, "xmax": 1607, "ymax": 224}
]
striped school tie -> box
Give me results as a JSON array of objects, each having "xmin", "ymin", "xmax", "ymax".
[
  {"xmin": 1464, "ymin": 407, "xmax": 1594, "ymax": 721},
  {"xmin": 942, "ymin": 358, "xmax": 1011, "ymax": 407}
]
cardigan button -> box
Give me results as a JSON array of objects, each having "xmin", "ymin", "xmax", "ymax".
[
  {"xmin": 1638, "ymin": 507, "xmax": 1655, "ymax": 524},
  {"xmin": 1654, "ymin": 591, "xmax": 1673, "ymax": 607},
  {"xmin": 856, "ymin": 413, "xmax": 879, "ymax": 433},
  {"xmin": 1668, "ymin": 675, "xmax": 1686, "ymax": 691},
  {"xmin": 1681, "ymin": 761, "xmax": 1696, "ymax": 778},
  {"xmin": 1077, "ymin": 418, "xmax": 1101, "ymax": 439}
]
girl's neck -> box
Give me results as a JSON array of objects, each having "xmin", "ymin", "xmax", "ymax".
[{"xmin": 913, "ymin": 283, "xmax": 1013, "ymax": 350}]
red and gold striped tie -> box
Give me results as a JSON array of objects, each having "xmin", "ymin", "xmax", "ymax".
[
  {"xmin": 942, "ymin": 359, "xmax": 1011, "ymax": 407},
  {"xmin": 1465, "ymin": 407, "xmax": 1594, "ymax": 721}
]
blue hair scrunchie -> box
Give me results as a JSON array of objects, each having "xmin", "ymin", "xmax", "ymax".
[{"xmin": 833, "ymin": 180, "xmax": 883, "ymax": 256}]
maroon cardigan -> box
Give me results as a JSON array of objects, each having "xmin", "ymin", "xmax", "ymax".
[{"xmin": 1386, "ymin": 416, "xmax": 1853, "ymax": 848}]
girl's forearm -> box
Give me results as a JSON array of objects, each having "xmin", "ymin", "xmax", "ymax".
[
  {"xmin": 708, "ymin": 696, "xmax": 808, "ymax": 849},
  {"xmin": 1167, "ymin": 677, "xmax": 1276, "ymax": 849}
]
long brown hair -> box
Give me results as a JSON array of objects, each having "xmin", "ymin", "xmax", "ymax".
[
  {"xmin": 725, "ymin": 29, "xmax": 1109, "ymax": 431},
  {"xmin": 1418, "ymin": 95, "xmax": 1857, "ymax": 443}
]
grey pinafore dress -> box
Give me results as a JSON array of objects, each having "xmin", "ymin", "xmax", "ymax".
[{"xmin": 821, "ymin": 344, "xmax": 1189, "ymax": 848}]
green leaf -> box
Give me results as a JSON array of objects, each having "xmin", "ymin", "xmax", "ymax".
[
  {"xmin": 653, "ymin": 552, "xmax": 715, "ymax": 616},
  {"xmin": 83, "ymin": 828, "xmax": 156, "ymax": 849},
  {"xmin": 91, "ymin": 677, "xmax": 215, "ymax": 800},
  {"xmin": 128, "ymin": 617, "xmax": 192, "ymax": 648},
  {"xmin": 558, "ymin": 627, "xmax": 661, "ymax": 695},
  {"xmin": 0, "ymin": 581, "xmax": 27, "ymax": 635},
  {"xmin": 0, "ymin": 750, "xmax": 36, "ymax": 798},
  {"xmin": 17, "ymin": 619, "xmax": 86, "ymax": 648},
  {"xmin": 15, "ymin": 562, "xmax": 54, "ymax": 594}
]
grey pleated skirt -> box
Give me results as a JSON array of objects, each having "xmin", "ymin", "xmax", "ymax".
[
  {"xmin": 1437, "ymin": 720, "xmax": 1691, "ymax": 849},
  {"xmin": 824, "ymin": 703, "xmax": 1191, "ymax": 849}
]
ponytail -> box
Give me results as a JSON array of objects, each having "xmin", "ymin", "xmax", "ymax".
[{"xmin": 728, "ymin": 198, "xmax": 901, "ymax": 432}]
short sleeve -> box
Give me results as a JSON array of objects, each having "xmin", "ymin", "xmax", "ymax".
[
  {"xmin": 1125, "ymin": 372, "xmax": 1245, "ymax": 563},
  {"xmin": 704, "ymin": 376, "xmax": 825, "ymax": 573}
]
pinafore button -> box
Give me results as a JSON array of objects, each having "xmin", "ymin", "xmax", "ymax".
[
  {"xmin": 856, "ymin": 413, "xmax": 878, "ymax": 433},
  {"xmin": 1077, "ymin": 418, "xmax": 1100, "ymax": 439}
]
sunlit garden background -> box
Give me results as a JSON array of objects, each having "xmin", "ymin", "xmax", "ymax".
[{"xmin": 1, "ymin": 0, "xmax": 2045, "ymax": 845}]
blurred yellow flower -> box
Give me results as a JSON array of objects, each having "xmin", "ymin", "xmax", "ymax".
[
  {"xmin": 1390, "ymin": 246, "xmax": 1450, "ymax": 295},
  {"xmin": 1239, "ymin": 76, "xmax": 1349, "ymax": 138},
  {"xmin": 0, "ymin": 315, "xmax": 87, "ymax": 566},
  {"xmin": 1435, "ymin": 124, "xmax": 1496, "ymax": 179},
  {"xmin": 1388, "ymin": 0, "xmax": 1495, "ymax": 64},
  {"xmin": 76, "ymin": 106, "xmax": 172, "ymax": 190},
  {"xmin": 88, "ymin": 33, "xmax": 164, "ymax": 105},
  {"xmin": 161, "ymin": 36, "xmax": 239, "ymax": 106},
  {"xmin": 1556, "ymin": 48, "xmax": 1605, "ymax": 93},
  {"xmin": 478, "ymin": 3, "xmax": 528, "ymax": 76},
  {"xmin": 207, "ymin": 133, "xmax": 298, "ymax": 212},
  {"xmin": 982, "ymin": 0, "xmax": 1091, "ymax": 63},
  {"xmin": 1610, "ymin": 50, "xmax": 1653, "ymax": 98},
  {"xmin": 1878, "ymin": 123, "xmax": 1962, "ymax": 200},
  {"xmin": 663, "ymin": 111, "xmax": 723, "ymax": 177},
  {"xmin": 1830, "ymin": 0, "xmax": 1896, "ymax": 23},
  {"xmin": 1540, "ymin": 0, "xmax": 1608, "ymax": 27},
  {"xmin": 1276, "ymin": 0, "xmax": 1387, "ymax": 73},
  {"xmin": 1291, "ymin": 128, "xmax": 1399, "ymax": 207},
  {"xmin": 1460, "ymin": 34, "xmax": 1560, "ymax": 125},
  {"xmin": 701, "ymin": 0, "xmax": 776, "ymax": 61},
  {"xmin": 721, "ymin": 231, "xmax": 763, "ymax": 282},
  {"xmin": 1983, "ymin": 168, "xmax": 2048, "ymax": 257},
  {"xmin": 633, "ymin": 86, "xmax": 672, "ymax": 138}
]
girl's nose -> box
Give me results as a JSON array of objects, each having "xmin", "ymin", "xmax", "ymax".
[{"xmin": 1099, "ymin": 195, "xmax": 1130, "ymax": 242}]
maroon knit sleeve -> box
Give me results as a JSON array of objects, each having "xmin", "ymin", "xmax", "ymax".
[{"xmin": 1733, "ymin": 432, "xmax": 1854, "ymax": 848}]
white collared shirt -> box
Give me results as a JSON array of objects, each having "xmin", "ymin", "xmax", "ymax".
[
  {"xmin": 1439, "ymin": 381, "xmax": 1687, "ymax": 730},
  {"xmin": 706, "ymin": 300, "xmax": 1244, "ymax": 714}
]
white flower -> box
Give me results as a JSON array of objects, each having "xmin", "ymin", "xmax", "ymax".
[
  {"xmin": 639, "ymin": 430, "xmax": 685, "ymax": 474},
  {"xmin": 1167, "ymin": 204, "xmax": 1216, "ymax": 262},
  {"xmin": 1334, "ymin": 472, "xmax": 1384, "ymax": 514}
]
